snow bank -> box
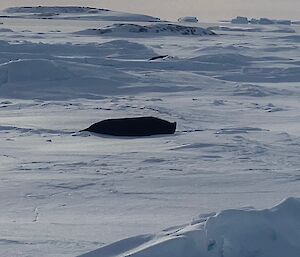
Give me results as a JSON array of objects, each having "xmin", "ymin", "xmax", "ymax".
[
  {"xmin": 75, "ymin": 23, "xmax": 215, "ymax": 37},
  {"xmin": 79, "ymin": 198, "xmax": 300, "ymax": 257}
]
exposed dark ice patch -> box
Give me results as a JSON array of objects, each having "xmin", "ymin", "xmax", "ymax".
[
  {"xmin": 216, "ymin": 127, "xmax": 267, "ymax": 134},
  {"xmin": 43, "ymin": 182, "xmax": 96, "ymax": 190}
]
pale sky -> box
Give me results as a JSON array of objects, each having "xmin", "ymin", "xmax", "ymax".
[{"xmin": 0, "ymin": 0, "xmax": 299, "ymax": 22}]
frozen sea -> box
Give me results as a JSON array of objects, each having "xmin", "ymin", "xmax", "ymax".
[{"xmin": 0, "ymin": 7, "xmax": 299, "ymax": 257}]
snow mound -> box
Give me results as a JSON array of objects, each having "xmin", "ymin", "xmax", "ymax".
[
  {"xmin": 75, "ymin": 23, "xmax": 215, "ymax": 37},
  {"xmin": 4, "ymin": 6, "xmax": 110, "ymax": 14},
  {"xmin": 79, "ymin": 198, "xmax": 300, "ymax": 257}
]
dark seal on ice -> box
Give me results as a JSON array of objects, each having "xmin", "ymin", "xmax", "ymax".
[{"xmin": 81, "ymin": 117, "xmax": 176, "ymax": 136}]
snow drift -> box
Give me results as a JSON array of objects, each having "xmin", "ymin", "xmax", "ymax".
[
  {"xmin": 78, "ymin": 198, "xmax": 300, "ymax": 257},
  {"xmin": 75, "ymin": 23, "xmax": 215, "ymax": 37}
]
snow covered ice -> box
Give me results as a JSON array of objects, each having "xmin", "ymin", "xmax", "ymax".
[{"xmin": 0, "ymin": 5, "xmax": 299, "ymax": 257}]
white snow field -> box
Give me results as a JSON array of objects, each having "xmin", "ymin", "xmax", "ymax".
[{"xmin": 0, "ymin": 6, "xmax": 299, "ymax": 257}]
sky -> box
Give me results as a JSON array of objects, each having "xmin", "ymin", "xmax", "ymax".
[{"xmin": 0, "ymin": 0, "xmax": 299, "ymax": 22}]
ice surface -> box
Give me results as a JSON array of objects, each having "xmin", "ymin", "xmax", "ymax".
[{"xmin": 0, "ymin": 5, "xmax": 299, "ymax": 257}]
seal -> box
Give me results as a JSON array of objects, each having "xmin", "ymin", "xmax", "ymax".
[{"xmin": 81, "ymin": 116, "xmax": 176, "ymax": 136}]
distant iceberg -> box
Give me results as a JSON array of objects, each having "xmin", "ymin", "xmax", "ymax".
[
  {"xmin": 231, "ymin": 16, "xmax": 249, "ymax": 24},
  {"xmin": 258, "ymin": 18, "xmax": 275, "ymax": 25},
  {"xmin": 178, "ymin": 16, "xmax": 199, "ymax": 23},
  {"xmin": 231, "ymin": 16, "xmax": 292, "ymax": 25}
]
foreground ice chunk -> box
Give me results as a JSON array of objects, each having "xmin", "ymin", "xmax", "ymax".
[{"xmin": 79, "ymin": 198, "xmax": 300, "ymax": 257}]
